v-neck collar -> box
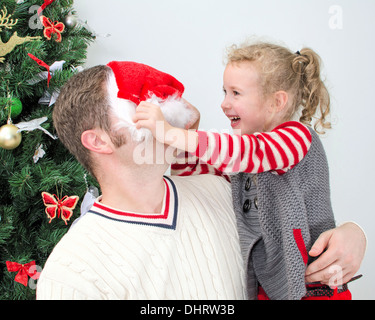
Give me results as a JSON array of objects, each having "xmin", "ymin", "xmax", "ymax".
[{"xmin": 88, "ymin": 176, "xmax": 178, "ymax": 230}]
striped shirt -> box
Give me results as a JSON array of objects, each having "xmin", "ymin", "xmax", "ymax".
[{"xmin": 172, "ymin": 121, "xmax": 312, "ymax": 177}]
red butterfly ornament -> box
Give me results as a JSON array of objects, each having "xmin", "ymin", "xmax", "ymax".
[
  {"xmin": 40, "ymin": 15, "xmax": 65, "ymax": 43},
  {"xmin": 42, "ymin": 192, "xmax": 79, "ymax": 225}
]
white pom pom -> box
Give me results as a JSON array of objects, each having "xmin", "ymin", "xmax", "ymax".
[{"xmin": 147, "ymin": 94, "xmax": 192, "ymax": 129}]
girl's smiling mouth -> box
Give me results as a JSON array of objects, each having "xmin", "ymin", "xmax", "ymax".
[{"xmin": 228, "ymin": 116, "xmax": 241, "ymax": 128}]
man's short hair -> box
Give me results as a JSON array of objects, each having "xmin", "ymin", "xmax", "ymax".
[{"xmin": 53, "ymin": 65, "xmax": 126, "ymax": 178}]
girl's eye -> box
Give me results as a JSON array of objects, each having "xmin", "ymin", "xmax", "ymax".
[
  {"xmin": 233, "ymin": 91, "xmax": 240, "ymax": 96},
  {"xmin": 223, "ymin": 89, "xmax": 227, "ymax": 95}
]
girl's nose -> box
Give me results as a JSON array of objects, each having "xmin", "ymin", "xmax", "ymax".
[{"xmin": 221, "ymin": 97, "xmax": 230, "ymax": 113}]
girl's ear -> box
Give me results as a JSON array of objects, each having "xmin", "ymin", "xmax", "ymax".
[
  {"xmin": 81, "ymin": 129, "xmax": 113, "ymax": 154},
  {"xmin": 272, "ymin": 91, "xmax": 289, "ymax": 113}
]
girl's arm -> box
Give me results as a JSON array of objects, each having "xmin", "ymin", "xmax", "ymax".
[
  {"xmin": 134, "ymin": 102, "xmax": 312, "ymax": 175},
  {"xmin": 194, "ymin": 121, "xmax": 312, "ymax": 175}
]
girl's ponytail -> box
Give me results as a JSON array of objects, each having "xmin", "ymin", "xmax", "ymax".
[{"xmin": 292, "ymin": 49, "xmax": 331, "ymax": 134}]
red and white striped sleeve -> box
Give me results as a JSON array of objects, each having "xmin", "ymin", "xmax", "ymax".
[
  {"xmin": 193, "ymin": 121, "xmax": 312, "ymax": 175},
  {"xmin": 171, "ymin": 152, "xmax": 231, "ymax": 181}
]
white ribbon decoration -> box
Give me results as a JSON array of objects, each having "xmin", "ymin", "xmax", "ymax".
[{"xmin": 15, "ymin": 116, "xmax": 57, "ymax": 140}]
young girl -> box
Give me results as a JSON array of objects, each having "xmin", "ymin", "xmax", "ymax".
[{"xmin": 133, "ymin": 41, "xmax": 353, "ymax": 300}]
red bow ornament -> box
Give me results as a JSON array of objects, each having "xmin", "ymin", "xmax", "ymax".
[
  {"xmin": 6, "ymin": 261, "xmax": 40, "ymax": 287},
  {"xmin": 40, "ymin": 15, "xmax": 65, "ymax": 43},
  {"xmin": 42, "ymin": 192, "xmax": 79, "ymax": 225}
]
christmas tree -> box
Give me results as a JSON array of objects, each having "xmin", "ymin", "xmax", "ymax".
[{"xmin": 0, "ymin": 0, "xmax": 95, "ymax": 300}]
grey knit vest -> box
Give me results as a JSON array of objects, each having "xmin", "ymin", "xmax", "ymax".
[{"xmin": 231, "ymin": 127, "xmax": 336, "ymax": 300}]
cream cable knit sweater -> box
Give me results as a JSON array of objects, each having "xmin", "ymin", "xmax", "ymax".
[{"xmin": 37, "ymin": 175, "xmax": 246, "ymax": 300}]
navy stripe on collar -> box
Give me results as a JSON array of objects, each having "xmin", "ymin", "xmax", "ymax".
[{"xmin": 88, "ymin": 176, "xmax": 178, "ymax": 230}]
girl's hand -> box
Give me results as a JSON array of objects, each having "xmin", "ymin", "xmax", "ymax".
[
  {"xmin": 133, "ymin": 101, "xmax": 173, "ymax": 143},
  {"xmin": 133, "ymin": 101, "xmax": 199, "ymax": 152}
]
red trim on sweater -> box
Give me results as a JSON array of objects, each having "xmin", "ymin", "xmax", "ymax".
[
  {"xmin": 293, "ymin": 229, "xmax": 309, "ymax": 265},
  {"xmin": 93, "ymin": 179, "xmax": 170, "ymax": 220}
]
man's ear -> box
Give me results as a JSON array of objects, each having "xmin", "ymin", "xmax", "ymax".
[{"xmin": 81, "ymin": 129, "xmax": 113, "ymax": 154}]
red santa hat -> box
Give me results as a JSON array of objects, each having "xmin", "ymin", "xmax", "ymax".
[
  {"xmin": 107, "ymin": 61, "xmax": 185, "ymax": 105},
  {"xmin": 106, "ymin": 61, "xmax": 192, "ymax": 142}
]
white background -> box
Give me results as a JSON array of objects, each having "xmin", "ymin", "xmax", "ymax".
[{"xmin": 74, "ymin": 0, "xmax": 374, "ymax": 299}]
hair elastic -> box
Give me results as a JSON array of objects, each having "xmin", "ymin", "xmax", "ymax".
[{"xmin": 296, "ymin": 51, "xmax": 301, "ymax": 56}]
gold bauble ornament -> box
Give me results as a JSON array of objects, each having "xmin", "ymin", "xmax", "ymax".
[{"xmin": 0, "ymin": 124, "xmax": 22, "ymax": 150}]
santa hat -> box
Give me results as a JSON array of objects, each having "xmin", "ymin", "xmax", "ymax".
[
  {"xmin": 106, "ymin": 61, "xmax": 192, "ymax": 142},
  {"xmin": 107, "ymin": 61, "xmax": 185, "ymax": 105}
]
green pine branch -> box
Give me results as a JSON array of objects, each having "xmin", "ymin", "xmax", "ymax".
[{"xmin": 0, "ymin": 0, "xmax": 96, "ymax": 300}]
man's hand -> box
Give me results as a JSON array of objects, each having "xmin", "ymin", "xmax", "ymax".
[{"xmin": 305, "ymin": 222, "xmax": 366, "ymax": 287}]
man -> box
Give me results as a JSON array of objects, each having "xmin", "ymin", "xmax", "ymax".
[{"xmin": 37, "ymin": 62, "xmax": 366, "ymax": 300}]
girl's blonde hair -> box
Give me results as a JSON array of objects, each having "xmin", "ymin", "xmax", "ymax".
[{"xmin": 226, "ymin": 41, "xmax": 331, "ymax": 134}]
